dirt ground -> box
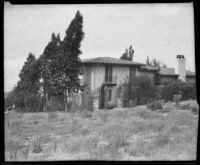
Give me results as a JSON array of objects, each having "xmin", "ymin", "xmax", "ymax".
[{"xmin": 4, "ymin": 99, "xmax": 199, "ymax": 161}]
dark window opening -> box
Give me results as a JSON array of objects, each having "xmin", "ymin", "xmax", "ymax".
[
  {"xmin": 108, "ymin": 89, "xmax": 112, "ymax": 101},
  {"xmin": 105, "ymin": 66, "xmax": 113, "ymax": 82}
]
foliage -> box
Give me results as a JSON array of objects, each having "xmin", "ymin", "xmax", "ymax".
[
  {"xmin": 159, "ymin": 80, "xmax": 196, "ymax": 101},
  {"xmin": 38, "ymin": 33, "xmax": 61, "ymax": 97},
  {"xmin": 4, "ymin": 91, "xmax": 15, "ymax": 110},
  {"xmin": 173, "ymin": 94, "xmax": 182, "ymax": 104},
  {"xmin": 13, "ymin": 53, "xmax": 41, "ymax": 111},
  {"xmin": 191, "ymin": 106, "xmax": 199, "ymax": 115},
  {"xmin": 146, "ymin": 57, "xmax": 167, "ymax": 69},
  {"xmin": 47, "ymin": 96, "xmax": 64, "ymax": 112},
  {"xmin": 107, "ymin": 102, "xmax": 114, "ymax": 109},
  {"xmin": 147, "ymin": 101, "xmax": 163, "ymax": 111},
  {"xmin": 24, "ymin": 93, "xmax": 41, "ymax": 112},
  {"xmin": 120, "ymin": 75, "xmax": 156, "ymax": 106},
  {"xmin": 18, "ymin": 53, "xmax": 40, "ymax": 94},
  {"xmin": 120, "ymin": 45, "xmax": 134, "ymax": 61}
]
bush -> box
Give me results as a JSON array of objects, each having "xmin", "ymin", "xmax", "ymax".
[
  {"xmin": 48, "ymin": 96, "xmax": 64, "ymax": 112},
  {"xmin": 159, "ymin": 80, "xmax": 196, "ymax": 101},
  {"xmin": 107, "ymin": 102, "xmax": 114, "ymax": 109},
  {"xmin": 24, "ymin": 93, "xmax": 40, "ymax": 112},
  {"xmin": 147, "ymin": 101, "xmax": 163, "ymax": 111},
  {"xmin": 173, "ymin": 94, "xmax": 182, "ymax": 104},
  {"xmin": 4, "ymin": 92, "xmax": 15, "ymax": 110},
  {"xmin": 120, "ymin": 75, "xmax": 156, "ymax": 106},
  {"xmin": 191, "ymin": 106, "xmax": 199, "ymax": 115}
]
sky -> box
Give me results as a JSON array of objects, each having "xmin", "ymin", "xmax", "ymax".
[{"xmin": 4, "ymin": 2, "xmax": 195, "ymax": 92}]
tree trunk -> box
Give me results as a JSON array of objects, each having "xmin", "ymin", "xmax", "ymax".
[
  {"xmin": 43, "ymin": 89, "xmax": 47, "ymax": 112},
  {"xmin": 64, "ymin": 89, "xmax": 68, "ymax": 112}
]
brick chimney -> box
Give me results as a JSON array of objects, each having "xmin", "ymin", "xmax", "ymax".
[{"xmin": 175, "ymin": 55, "xmax": 186, "ymax": 81}]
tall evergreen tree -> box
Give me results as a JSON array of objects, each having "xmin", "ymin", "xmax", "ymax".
[
  {"xmin": 18, "ymin": 52, "xmax": 40, "ymax": 93},
  {"xmin": 120, "ymin": 45, "xmax": 134, "ymax": 61},
  {"xmin": 38, "ymin": 32, "xmax": 61, "ymax": 111},
  {"xmin": 14, "ymin": 52, "xmax": 41, "ymax": 110},
  {"xmin": 52, "ymin": 10, "xmax": 84, "ymax": 111}
]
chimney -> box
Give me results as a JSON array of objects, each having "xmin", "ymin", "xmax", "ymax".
[{"xmin": 175, "ymin": 55, "xmax": 186, "ymax": 81}]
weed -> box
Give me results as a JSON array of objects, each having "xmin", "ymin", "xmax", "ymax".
[
  {"xmin": 22, "ymin": 143, "xmax": 29, "ymax": 159},
  {"xmin": 48, "ymin": 112, "xmax": 58, "ymax": 122},
  {"xmin": 154, "ymin": 134, "xmax": 170, "ymax": 148},
  {"xmin": 98, "ymin": 112, "xmax": 109, "ymax": 123},
  {"xmin": 32, "ymin": 136, "xmax": 42, "ymax": 153},
  {"xmin": 6, "ymin": 140, "xmax": 20, "ymax": 160},
  {"xmin": 101, "ymin": 123, "xmax": 129, "ymax": 151}
]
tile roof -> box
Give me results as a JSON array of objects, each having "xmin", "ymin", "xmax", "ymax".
[
  {"xmin": 186, "ymin": 70, "xmax": 196, "ymax": 76},
  {"xmin": 140, "ymin": 65, "xmax": 159, "ymax": 71},
  {"xmin": 159, "ymin": 68, "xmax": 178, "ymax": 76},
  {"xmin": 81, "ymin": 57, "xmax": 145, "ymax": 66},
  {"xmin": 159, "ymin": 68, "xmax": 196, "ymax": 77}
]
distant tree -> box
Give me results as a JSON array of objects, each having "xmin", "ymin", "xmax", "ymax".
[
  {"xmin": 18, "ymin": 52, "xmax": 40, "ymax": 93},
  {"xmin": 120, "ymin": 45, "xmax": 134, "ymax": 61},
  {"xmin": 146, "ymin": 56, "xmax": 150, "ymax": 66},
  {"xmin": 13, "ymin": 53, "xmax": 41, "ymax": 111},
  {"xmin": 146, "ymin": 57, "xmax": 167, "ymax": 70}
]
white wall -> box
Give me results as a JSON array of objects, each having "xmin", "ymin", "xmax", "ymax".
[
  {"xmin": 113, "ymin": 66, "xmax": 130, "ymax": 86},
  {"xmin": 92, "ymin": 65, "xmax": 105, "ymax": 93}
]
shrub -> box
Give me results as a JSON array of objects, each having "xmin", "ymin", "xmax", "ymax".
[
  {"xmin": 24, "ymin": 93, "xmax": 40, "ymax": 112},
  {"xmin": 191, "ymin": 106, "xmax": 199, "ymax": 115},
  {"xmin": 120, "ymin": 75, "xmax": 156, "ymax": 106},
  {"xmin": 173, "ymin": 94, "xmax": 182, "ymax": 104},
  {"xmin": 48, "ymin": 96, "xmax": 64, "ymax": 112},
  {"xmin": 107, "ymin": 102, "xmax": 114, "ymax": 109},
  {"xmin": 32, "ymin": 136, "xmax": 42, "ymax": 153},
  {"xmin": 147, "ymin": 101, "xmax": 163, "ymax": 111},
  {"xmin": 4, "ymin": 91, "xmax": 15, "ymax": 110},
  {"xmin": 159, "ymin": 80, "xmax": 196, "ymax": 101}
]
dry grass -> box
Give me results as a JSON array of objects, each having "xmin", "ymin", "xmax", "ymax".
[{"xmin": 4, "ymin": 100, "xmax": 199, "ymax": 161}]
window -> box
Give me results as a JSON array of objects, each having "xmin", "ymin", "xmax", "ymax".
[
  {"xmin": 105, "ymin": 66, "xmax": 113, "ymax": 82},
  {"xmin": 108, "ymin": 89, "xmax": 112, "ymax": 101}
]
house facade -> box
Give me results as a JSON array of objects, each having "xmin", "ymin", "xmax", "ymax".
[
  {"xmin": 81, "ymin": 57, "xmax": 145, "ymax": 108},
  {"xmin": 81, "ymin": 55, "xmax": 196, "ymax": 109}
]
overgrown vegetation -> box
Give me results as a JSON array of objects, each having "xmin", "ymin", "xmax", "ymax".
[
  {"xmin": 118, "ymin": 75, "xmax": 196, "ymax": 107},
  {"xmin": 5, "ymin": 100, "xmax": 198, "ymax": 161}
]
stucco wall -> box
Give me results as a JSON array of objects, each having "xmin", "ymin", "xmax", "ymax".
[
  {"xmin": 93, "ymin": 65, "xmax": 105, "ymax": 92},
  {"xmin": 113, "ymin": 66, "xmax": 130, "ymax": 86}
]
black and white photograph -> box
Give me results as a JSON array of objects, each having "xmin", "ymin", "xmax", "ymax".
[{"xmin": 4, "ymin": 2, "xmax": 198, "ymax": 161}]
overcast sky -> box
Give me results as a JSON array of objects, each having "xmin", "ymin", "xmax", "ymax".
[{"xmin": 4, "ymin": 2, "xmax": 194, "ymax": 92}]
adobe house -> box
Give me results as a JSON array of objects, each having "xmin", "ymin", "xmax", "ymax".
[
  {"xmin": 81, "ymin": 57, "xmax": 145, "ymax": 108},
  {"xmin": 80, "ymin": 55, "xmax": 196, "ymax": 109}
]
